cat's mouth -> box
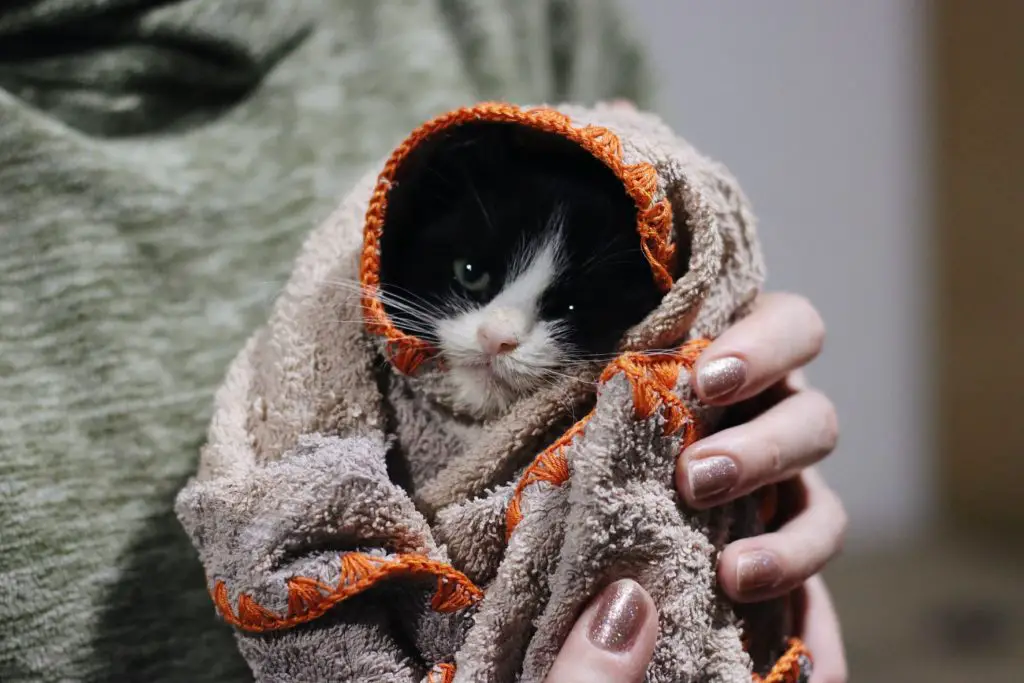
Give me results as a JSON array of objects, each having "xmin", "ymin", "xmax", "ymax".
[
  {"xmin": 444, "ymin": 352, "xmax": 552, "ymax": 413},
  {"xmin": 453, "ymin": 354, "xmax": 531, "ymax": 384}
]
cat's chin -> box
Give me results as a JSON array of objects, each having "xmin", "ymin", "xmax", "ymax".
[{"xmin": 445, "ymin": 364, "xmax": 534, "ymax": 417}]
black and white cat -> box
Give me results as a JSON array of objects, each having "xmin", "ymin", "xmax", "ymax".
[{"xmin": 375, "ymin": 124, "xmax": 667, "ymax": 415}]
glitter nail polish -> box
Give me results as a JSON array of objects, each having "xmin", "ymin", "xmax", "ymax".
[{"xmin": 588, "ymin": 580, "xmax": 649, "ymax": 652}]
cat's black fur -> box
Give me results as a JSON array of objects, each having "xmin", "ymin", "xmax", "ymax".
[{"xmin": 380, "ymin": 123, "xmax": 668, "ymax": 357}]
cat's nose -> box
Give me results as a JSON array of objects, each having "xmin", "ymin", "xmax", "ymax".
[{"xmin": 477, "ymin": 318, "xmax": 520, "ymax": 356}]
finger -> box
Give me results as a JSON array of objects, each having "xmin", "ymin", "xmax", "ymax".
[
  {"xmin": 543, "ymin": 579, "xmax": 658, "ymax": 683},
  {"xmin": 801, "ymin": 575, "xmax": 849, "ymax": 683},
  {"xmin": 786, "ymin": 368, "xmax": 811, "ymax": 392},
  {"xmin": 604, "ymin": 98, "xmax": 638, "ymax": 110},
  {"xmin": 692, "ymin": 292, "xmax": 826, "ymax": 405},
  {"xmin": 677, "ymin": 389, "xmax": 839, "ymax": 508},
  {"xmin": 717, "ymin": 470, "xmax": 847, "ymax": 603}
]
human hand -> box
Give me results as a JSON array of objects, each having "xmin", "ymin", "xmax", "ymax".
[
  {"xmin": 678, "ymin": 291, "xmax": 848, "ymax": 681},
  {"xmin": 545, "ymin": 293, "xmax": 848, "ymax": 682},
  {"xmin": 544, "ymin": 576, "xmax": 845, "ymax": 683},
  {"xmin": 543, "ymin": 580, "xmax": 658, "ymax": 683}
]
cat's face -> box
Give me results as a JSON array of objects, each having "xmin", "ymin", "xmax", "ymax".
[{"xmin": 378, "ymin": 163, "xmax": 662, "ymax": 415}]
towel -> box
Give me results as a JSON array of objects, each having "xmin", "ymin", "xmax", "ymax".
[{"xmin": 175, "ymin": 102, "xmax": 812, "ymax": 683}]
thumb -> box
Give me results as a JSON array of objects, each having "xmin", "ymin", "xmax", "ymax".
[{"xmin": 543, "ymin": 580, "xmax": 658, "ymax": 683}]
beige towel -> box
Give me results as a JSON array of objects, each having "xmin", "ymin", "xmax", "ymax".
[{"xmin": 175, "ymin": 102, "xmax": 811, "ymax": 683}]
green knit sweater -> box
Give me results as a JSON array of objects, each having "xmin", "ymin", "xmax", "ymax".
[{"xmin": 0, "ymin": 2, "xmax": 649, "ymax": 680}]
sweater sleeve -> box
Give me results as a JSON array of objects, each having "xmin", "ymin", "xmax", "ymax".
[
  {"xmin": 546, "ymin": 0, "xmax": 654, "ymax": 108},
  {"xmin": 432, "ymin": 0, "xmax": 653, "ymax": 108}
]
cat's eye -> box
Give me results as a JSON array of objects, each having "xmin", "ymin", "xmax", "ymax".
[{"xmin": 453, "ymin": 259, "xmax": 491, "ymax": 292}]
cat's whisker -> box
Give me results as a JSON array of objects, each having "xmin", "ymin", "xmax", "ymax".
[
  {"xmin": 375, "ymin": 294, "xmax": 444, "ymax": 321},
  {"xmin": 358, "ymin": 303, "xmax": 443, "ymax": 335},
  {"xmin": 362, "ymin": 304, "xmax": 436, "ymax": 328},
  {"xmin": 579, "ymin": 245, "xmax": 643, "ymax": 275},
  {"xmin": 562, "ymin": 347, "xmax": 688, "ymax": 363},
  {"xmin": 327, "ymin": 315, "xmax": 433, "ymax": 332},
  {"xmin": 377, "ymin": 282, "xmax": 454, "ymax": 316},
  {"xmin": 371, "ymin": 311, "xmax": 441, "ymax": 338},
  {"xmin": 466, "ymin": 174, "xmax": 496, "ymax": 235},
  {"xmin": 327, "ymin": 278, "xmax": 450, "ymax": 322},
  {"xmin": 541, "ymin": 372, "xmax": 598, "ymax": 388},
  {"xmin": 356, "ymin": 298, "xmax": 437, "ymax": 323},
  {"xmin": 518, "ymin": 363, "xmax": 598, "ymax": 388}
]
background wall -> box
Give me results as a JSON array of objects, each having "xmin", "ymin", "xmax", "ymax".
[{"xmin": 631, "ymin": 0, "xmax": 933, "ymax": 549}]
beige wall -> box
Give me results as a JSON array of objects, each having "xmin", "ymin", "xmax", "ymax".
[{"xmin": 631, "ymin": 0, "xmax": 934, "ymax": 548}]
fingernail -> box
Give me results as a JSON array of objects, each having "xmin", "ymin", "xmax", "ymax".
[
  {"xmin": 736, "ymin": 551, "xmax": 783, "ymax": 594},
  {"xmin": 698, "ymin": 357, "xmax": 746, "ymax": 400},
  {"xmin": 588, "ymin": 580, "xmax": 649, "ymax": 652},
  {"xmin": 688, "ymin": 456, "xmax": 739, "ymax": 501}
]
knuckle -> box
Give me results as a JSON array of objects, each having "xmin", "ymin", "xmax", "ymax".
[{"xmin": 764, "ymin": 438, "xmax": 784, "ymax": 478}]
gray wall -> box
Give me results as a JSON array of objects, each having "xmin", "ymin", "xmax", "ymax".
[{"xmin": 631, "ymin": 0, "xmax": 933, "ymax": 548}]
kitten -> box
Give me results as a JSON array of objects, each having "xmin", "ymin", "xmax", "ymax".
[{"xmin": 377, "ymin": 124, "xmax": 666, "ymax": 415}]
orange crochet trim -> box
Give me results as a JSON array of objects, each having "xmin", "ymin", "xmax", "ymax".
[
  {"xmin": 211, "ymin": 551, "xmax": 483, "ymax": 633},
  {"xmin": 752, "ymin": 638, "xmax": 812, "ymax": 683},
  {"xmin": 360, "ymin": 102, "xmax": 678, "ymax": 374},
  {"xmin": 425, "ymin": 663, "xmax": 457, "ymax": 683},
  {"xmin": 505, "ymin": 339, "xmax": 710, "ymax": 540}
]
